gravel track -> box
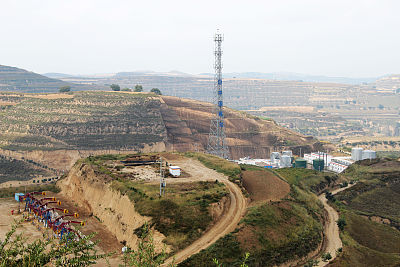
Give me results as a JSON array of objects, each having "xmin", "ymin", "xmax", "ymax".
[{"xmin": 162, "ymin": 158, "xmax": 247, "ymax": 266}]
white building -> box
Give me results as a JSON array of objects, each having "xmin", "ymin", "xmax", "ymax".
[
  {"xmin": 362, "ymin": 150, "xmax": 377, "ymax": 160},
  {"xmin": 168, "ymin": 166, "xmax": 181, "ymax": 177},
  {"xmin": 327, "ymin": 162, "xmax": 348, "ymax": 173},
  {"xmin": 351, "ymin": 147, "xmax": 363, "ymax": 161}
]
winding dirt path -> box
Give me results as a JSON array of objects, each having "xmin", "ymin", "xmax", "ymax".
[
  {"xmin": 316, "ymin": 184, "xmax": 355, "ymax": 266},
  {"xmin": 162, "ymin": 158, "xmax": 247, "ymax": 266}
]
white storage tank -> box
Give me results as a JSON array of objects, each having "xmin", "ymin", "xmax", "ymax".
[
  {"xmin": 270, "ymin": 152, "xmax": 281, "ymax": 164},
  {"xmin": 168, "ymin": 166, "xmax": 181, "ymax": 177},
  {"xmin": 351, "ymin": 147, "xmax": 363, "ymax": 161},
  {"xmin": 282, "ymin": 150, "xmax": 293, "ymax": 157},
  {"xmin": 362, "ymin": 150, "xmax": 376, "ymax": 160},
  {"xmin": 280, "ymin": 155, "xmax": 292, "ymax": 168}
]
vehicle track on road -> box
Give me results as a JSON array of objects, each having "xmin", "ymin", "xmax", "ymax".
[{"xmin": 162, "ymin": 158, "xmax": 247, "ymax": 266}]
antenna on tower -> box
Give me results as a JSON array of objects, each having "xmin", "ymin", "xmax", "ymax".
[{"xmin": 207, "ymin": 31, "xmax": 230, "ymax": 159}]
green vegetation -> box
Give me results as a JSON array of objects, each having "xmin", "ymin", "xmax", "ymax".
[
  {"xmin": 121, "ymin": 223, "xmax": 176, "ymax": 267},
  {"xmin": 110, "ymin": 84, "xmax": 120, "ymax": 91},
  {"xmin": 150, "ymin": 88, "xmax": 162, "ymax": 95},
  {"xmin": 0, "ymin": 184, "xmax": 60, "ymax": 198},
  {"xmin": 181, "ymin": 158, "xmax": 325, "ymax": 267},
  {"xmin": 111, "ymin": 178, "xmax": 227, "ymax": 251},
  {"xmin": 377, "ymin": 151, "xmax": 400, "ymax": 159},
  {"xmin": 0, "ymin": 220, "xmax": 108, "ymax": 266},
  {"xmin": 275, "ymin": 168, "xmax": 338, "ymax": 193},
  {"xmin": 83, "ymin": 154, "xmax": 228, "ymax": 252},
  {"xmin": 0, "ymin": 155, "xmax": 52, "ymax": 183},
  {"xmin": 134, "ymin": 85, "xmax": 143, "ymax": 92},
  {"xmin": 59, "ymin": 85, "xmax": 71, "ymax": 92},
  {"xmin": 328, "ymin": 159, "xmax": 400, "ymax": 266}
]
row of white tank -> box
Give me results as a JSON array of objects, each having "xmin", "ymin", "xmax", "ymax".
[{"xmin": 351, "ymin": 147, "xmax": 376, "ymax": 161}]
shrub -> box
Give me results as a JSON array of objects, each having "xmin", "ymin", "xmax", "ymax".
[
  {"xmin": 322, "ymin": 252, "xmax": 332, "ymax": 262},
  {"xmin": 337, "ymin": 217, "xmax": 346, "ymax": 231}
]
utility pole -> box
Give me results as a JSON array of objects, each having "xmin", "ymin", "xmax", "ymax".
[
  {"xmin": 207, "ymin": 31, "xmax": 230, "ymax": 159},
  {"xmin": 159, "ymin": 157, "xmax": 165, "ymax": 197}
]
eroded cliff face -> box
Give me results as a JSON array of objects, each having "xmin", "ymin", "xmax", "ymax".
[
  {"xmin": 160, "ymin": 96, "xmax": 318, "ymax": 159},
  {"xmin": 58, "ymin": 162, "xmax": 168, "ymax": 251}
]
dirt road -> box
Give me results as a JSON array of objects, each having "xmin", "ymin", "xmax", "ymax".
[
  {"xmin": 316, "ymin": 184, "xmax": 355, "ymax": 266},
  {"xmin": 162, "ymin": 158, "xmax": 247, "ymax": 266}
]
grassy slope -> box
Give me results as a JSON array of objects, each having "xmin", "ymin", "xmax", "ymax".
[
  {"xmin": 180, "ymin": 154, "xmax": 338, "ymax": 267},
  {"xmin": 328, "ymin": 158, "xmax": 400, "ymax": 267},
  {"xmin": 83, "ymin": 154, "xmax": 228, "ymax": 252}
]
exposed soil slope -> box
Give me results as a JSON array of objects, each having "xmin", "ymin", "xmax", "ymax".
[
  {"xmin": 242, "ymin": 169, "xmax": 290, "ymax": 203},
  {"xmin": 0, "ymin": 91, "xmax": 320, "ymax": 180},
  {"xmin": 58, "ymin": 162, "xmax": 167, "ymax": 250},
  {"xmin": 161, "ymin": 96, "xmax": 320, "ymax": 159}
]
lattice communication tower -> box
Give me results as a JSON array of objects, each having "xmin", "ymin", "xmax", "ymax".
[{"xmin": 207, "ymin": 32, "xmax": 230, "ymax": 159}]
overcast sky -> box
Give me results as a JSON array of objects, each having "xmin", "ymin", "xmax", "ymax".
[{"xmin": 1, "ymin": 0, "xmax": 399, "ymax": 77}]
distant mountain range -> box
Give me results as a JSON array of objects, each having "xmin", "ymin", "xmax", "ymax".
[
  {"xmin": 200, "ymin": 72, "xmax": 379, "ymax": 84},
  {"xmin": 46, "ymin": 70, "xmax": 379, "ymax": 84},
  {"xmin": 0, "ymin": 65, "xmax": 71, "ymax": 93}
]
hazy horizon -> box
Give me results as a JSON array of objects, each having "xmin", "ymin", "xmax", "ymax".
[{"xmin": 1, "ymin": 0, "xmax": 399, "ymax": 77}]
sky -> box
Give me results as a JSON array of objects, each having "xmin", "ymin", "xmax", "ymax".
[{"xmin": 1, "ymin": 0, "xmax": 399, "ymax": 77}]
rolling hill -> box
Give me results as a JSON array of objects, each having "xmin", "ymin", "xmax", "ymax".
[
  {"xmin": 0, "ymin": 91, "xmax": 320, "ymax": 175},
  {"xmin": 0, "ymin": 65, "xmax": 71, "ymax": 93}
]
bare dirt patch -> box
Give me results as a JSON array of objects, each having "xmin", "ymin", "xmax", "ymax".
[
  {"xmin": 53, "ymin": 193, "xmax": 122, "ymax": 254},
  {"xmin": 0, "ymin": 101, "xmax": 16, "ymax": 106},
  {"xmin": 242, "ymin": 170, "xmax": 290, "ymax": 204},
  {"xmin": 24, "ymin": 93, "xmax": 74, "ymax": 99}
]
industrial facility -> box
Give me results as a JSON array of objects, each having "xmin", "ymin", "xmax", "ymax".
[{"xmin": 236, "ymin": 147, "xmax": 376, "ymax": 173}]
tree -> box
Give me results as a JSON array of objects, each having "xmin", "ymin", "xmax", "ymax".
[
  {"xmin": 150, "ymin": 88, "xmax": 162, "ymax": 95},
  {"xmin": 134, "ymin": 85, "xmax": 143, "ymax": 92},
  {"xmin": 337, "ymin": 217, "xmax": 346, "ymax": 231},
  {"xmin": 120, "ymin": 223, "xmax": 175, "ymax": 267},
  {"xmin": 322, "ymin": 252, "xmax": 332, "ymax": 262},
  {"xmin": 0, "ymin": 220, "xmax": 109, "ymax": 266},
  {"xmin": 213, "ymin": 253, "xmax": 250, "ymax": 267},
  {"xmin": 59, "ymin": 85, "xmax": 71, "ymax": 93},
  {"xmin": 304, "ymin": 259, "xmax": 319, "ymax": 267},
  {"xmin": 111, "ymin": 84, "xmax": 121, "ymax": 91}
]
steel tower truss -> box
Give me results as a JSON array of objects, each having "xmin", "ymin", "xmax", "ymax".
[{"xmin": 207, "ymin": 33, "xmax": 230, "ymax": 159}]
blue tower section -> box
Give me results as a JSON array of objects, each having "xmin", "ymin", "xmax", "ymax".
[{"xmin": 207, "ymin": 32, "xmax": 230, "ymax": 159}]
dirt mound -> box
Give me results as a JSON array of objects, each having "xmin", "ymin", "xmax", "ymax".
[{"xmin": 242, "ymin": 170, "xmax": 290, "ymax": 203}]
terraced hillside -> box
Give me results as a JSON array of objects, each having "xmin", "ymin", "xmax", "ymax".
[
  {"xmin": 328, "ymin": 158, "xmax": 400, "ymax": 267},
  {"xmin": 0, "ymin": 155, "xmax": 53, "ymax": 183},
  {"xmin": 0, "ymin": 91, "xmax": 319, "ymax": 178},
  {"xmin": 0, "ymin": 91, "xmax": 166, "ymax": 151}
]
